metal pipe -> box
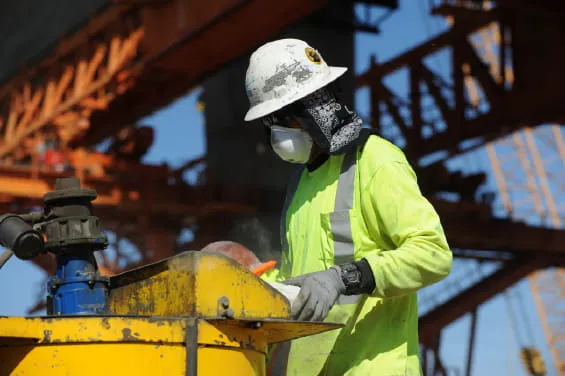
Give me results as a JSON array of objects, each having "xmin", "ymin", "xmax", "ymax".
[
  {"xmin": 465, "ymin": 310, "xmax": 478, "ymax": 376},
  {"xmin": 0, "ymin": 249, "xmax": 13, "ymax": 270}
]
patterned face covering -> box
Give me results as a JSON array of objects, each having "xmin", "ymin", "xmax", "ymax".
[{"xmin": 294, "ymin": 87, "xmax": 363, "ymax": 155}]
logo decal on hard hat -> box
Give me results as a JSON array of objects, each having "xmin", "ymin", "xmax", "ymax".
[{"xmin": 305, "ymin": 47, "xmax": 322, "ymax": 65}]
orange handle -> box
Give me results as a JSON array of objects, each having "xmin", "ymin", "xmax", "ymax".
[{"xmin": 251, "ymin": 260, "xmax": 278, "ymax": 276}]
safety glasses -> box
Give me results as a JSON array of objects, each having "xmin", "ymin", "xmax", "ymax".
[
  {"xmin": 261, "ymin": 102, "xmax": 305, "ymax": 129},
  {"xmin": 262, "ymin": 113, "xmax": 290, "ymax": 128}
]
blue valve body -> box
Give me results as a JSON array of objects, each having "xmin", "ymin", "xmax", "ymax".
[{"xmin": 48, "ymin": 254, "xmax": 108, "ymax": 315}]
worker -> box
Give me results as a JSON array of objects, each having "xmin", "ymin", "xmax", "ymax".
[{"xmin": 243, "ymin": 38, "xmax": 453, "ymax": 376}]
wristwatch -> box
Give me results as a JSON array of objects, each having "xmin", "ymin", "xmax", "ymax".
[{"xmin": 337, "ymin": 262, "xmax": 362, "ymax": 295}]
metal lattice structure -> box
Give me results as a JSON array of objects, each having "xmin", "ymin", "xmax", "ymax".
[
  {"xmin": 0, "ymin": 22, "xmax": 144, "ymax": 161},
  {"xmin": 466, "ymin": 7, "xmax": 565, "ymax": 372},
  {"xmin": 487, "ymin": 123, "xmax": 565, "ymax": 375},
  {"xmin": 487, "ymin": 124, "xmax": 565, "ymax": 374},
  {"xmin": 358, "ymin": 0, "xmax": 565, "ymax": 374}
]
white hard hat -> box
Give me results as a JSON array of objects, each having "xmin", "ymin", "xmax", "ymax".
[{"xmin": 244, "ymin": 38, "xmax": 348, "ymax": 122}]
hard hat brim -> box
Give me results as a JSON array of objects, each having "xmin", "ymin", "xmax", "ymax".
[{"xmin": 244, "ymin": 66, "xmax": 348, "ymax": 122}]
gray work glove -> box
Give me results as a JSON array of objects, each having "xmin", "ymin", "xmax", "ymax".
[{"xmin": 283, "ymin": 266, "xmax": 346, "ymax": 322}]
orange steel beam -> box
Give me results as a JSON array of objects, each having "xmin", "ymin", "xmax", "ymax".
[
  {"xmin": 75, "ymin": 0, "xmax": 327, "ymax": 146},
  {"xmin": 0, "ymin": 16, "xmax": 144, "ymax": 160},
  {"xmin": 0, "ymin": 150, "xmax": 257, "ymax": 283},
  {"xmin": 0, "ymin": 0, "xmax": 327, "ymax": 159},
  {"xmin": 0, "ymin": 161, "xmax": 255, "ymax": 218}
]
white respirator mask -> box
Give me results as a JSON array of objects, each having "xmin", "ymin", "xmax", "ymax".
[{"xmin": 269, "ymin": 125, "xmax": 313, "ymax": 164}]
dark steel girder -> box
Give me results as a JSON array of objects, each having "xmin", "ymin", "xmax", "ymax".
[
  {"xmin": 418, "ymin": 199, "xmax": 565, "ymax": 345},
  {"xmin": 356, "ymin": 15, "xmax": 506, "ymax": 163},
  {"xmin": 356, "ymin": 10, "xmax": 499, "ymax": 84},
  {"xmin": 433, "ymin": 199, "xmax": 565, "ymax": 257},
  {"xmin": 418, "ymin": 255, "xmax": 551, "ymax": 346},
  {"xmin": 451, "ymin": 249, "xmax": 514, "ymax": 262},
  {"xmin": 356, "ymin": 6, "xmax": 565, "ymax": 166}
]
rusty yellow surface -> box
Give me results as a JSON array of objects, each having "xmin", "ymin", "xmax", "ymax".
[
  {"xmin": 0, "ymin": 344, "xmax": 265, "ymax": 376},
  {"xmin": 0, "ymin": 316, "xmax": 187, "ymax": 375},
  {"xmin": 199, "ymin": 348, "xmax": 265, "ymax": 376},
  {"xmin": 0, "ymin": 251, "xmax": 343, "ymax": 375},
  {"xmin": 0, "ymin": 316, "xmax": 341, "ymax": 375},
  {"xmin": 0, "ymin": 316, "xmax": 186, "ymax": 344},
  {"xmin": 206, "ymin": 318, "xmax": 343, "ymax": 345},
  {"xmin": 108, "ymin": 251, "xmax": 290, "ymax": 319},
  {"xmin": 0, "ymin": 316, "xmax": 266, "ymax": 376},
  {"xmin": 198, "ymin": 319, "xmax": 268, "ymax": 352},
  {"xmin": 1, "ymin": 342, "xmax": 186, "ymax": 376}
]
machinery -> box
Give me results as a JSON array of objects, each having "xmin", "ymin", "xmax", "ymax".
[{"xmin": 0, "ymin": 177, "xmax": 340, "ymax": 375}]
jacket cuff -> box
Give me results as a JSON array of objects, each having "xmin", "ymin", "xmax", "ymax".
[
  {"xmin": 363, "ymin": 252, "xmax": 384, "ymax": 297},
  {"xmin": 356, "ymin": 258, "xmax": 376, "ymax": 295}
]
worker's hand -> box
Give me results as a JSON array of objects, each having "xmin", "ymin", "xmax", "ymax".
[{"xmin": 283, "ymin": 267, "xmax": 345, "ymax": 321}]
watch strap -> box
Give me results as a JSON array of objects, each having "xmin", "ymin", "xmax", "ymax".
[{"xmin": 337, "ymin": 258, "xmax": 376, "ymax": 295}]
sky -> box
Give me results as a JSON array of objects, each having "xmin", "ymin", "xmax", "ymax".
[{"xmin": 0, "ymin": 1, "xmax": 559, "ymax": 375}]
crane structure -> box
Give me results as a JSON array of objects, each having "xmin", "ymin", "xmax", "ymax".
[
  {"xmin": 469, "ymin": 6, "xmax": 565, "ymax": 371},
  {"xmin": 0, "ymin": 0, "xmax": 564, "ymax": 374},
  {"xmin": 357, "ymin": 0, "xmax": 565, "ymax": 373}
]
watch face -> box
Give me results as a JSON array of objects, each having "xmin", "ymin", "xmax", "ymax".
[
  {"xmin": 346, "ymin": 272, "xmax": 361, "ymax": 284},
  {"xmin": 342, "ymin": 264, "xmax": 361, "ymax": 285}
]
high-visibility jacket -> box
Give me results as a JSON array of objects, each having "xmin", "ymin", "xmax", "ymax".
[{"xmin": 265, "ymin": 134, "xmax": 453, "ymax": 376}]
